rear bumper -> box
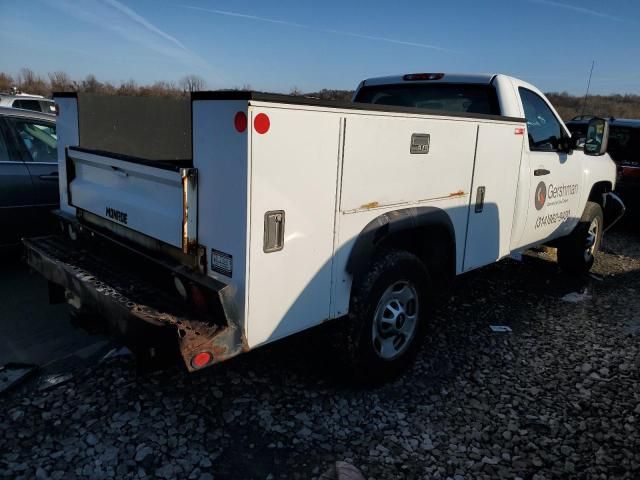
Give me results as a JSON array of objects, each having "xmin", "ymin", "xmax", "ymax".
[{"xmin": 23, "ymin": 235, "xmax": 247, "ymax": 371}]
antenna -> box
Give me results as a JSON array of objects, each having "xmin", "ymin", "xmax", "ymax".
[{"xmin": 580, "ymin": 60, "xmax": 595, "ymax": 117}]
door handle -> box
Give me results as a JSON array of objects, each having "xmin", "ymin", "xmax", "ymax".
[
  {"xmin": 475, "ymin": 186, "xmax": 486, "ymax": 213},
  {"xmin": 39, "ymin": 173, "xmax": 59, "ymax": 180},
  {"xmin": 534, "ymin": 169, "xmax": 550, "ymax": 176}
]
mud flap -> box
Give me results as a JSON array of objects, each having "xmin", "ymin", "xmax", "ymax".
[{"xmin": 603, "ymin": 192, "xmax": 625, "ymax": 232}]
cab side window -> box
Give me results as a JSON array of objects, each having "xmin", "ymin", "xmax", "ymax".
[
  {"xmin": 12, "ymin": 99, "xmax": 43, "ymax": 112},
  {"xmin": 519, "ymin": 88, "xmax": 563, "ymax": 151},
  {"xmin": 0, "ymin": 128, "xmax": 11, "ymax": 162},
  {"xmin": 8, "ymin": 119, "xmax": 57, "ymax": 163}
]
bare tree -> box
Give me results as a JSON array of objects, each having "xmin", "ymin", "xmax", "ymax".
[
  {"xmin": 18, "ymin": 68, "xmax": 47, "ymax": 95},
  {"xmin": 289, "ymin": 86, "xmax": 303, "ymax": 96},
  {"xmin": 0, "ymin": 72, "xmax": 14, "ymax": 92},
  {"xmin": 179, "ymin": 74, "xmax": 206, "ymax": 93},
  {"xmin": 48, "ymin": 71, "xmax": 73, "ymax": 92},
  {"xmin": 117, "ymin": 79, "xmax": 139, "ymax": 96},
  {"xmin": 81, "ymin": 74, "xmax": 101, "ymax": 93},
  {"xmin": 147, "ymin": 81, "xmax": 180, "ymax": 97}
]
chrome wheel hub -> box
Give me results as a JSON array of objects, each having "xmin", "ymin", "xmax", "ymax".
[
  {"xmin": 584, "ymin": 217, "xmax": 600, "ymax": 261},
  {"xmin": 372, "ymin": 281, "xmax": 419, "ymax": 360}
]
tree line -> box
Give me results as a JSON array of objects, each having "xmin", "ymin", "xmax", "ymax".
[
  {"xmin": 0, "ymin": 68, "xmax": 210, "ymax": 98},
  {"xmin": 546, "ymin": 91, "xmax": 640, "ymax": 121},
  {"xmin": 2, "ymin": 68, "xmax": 639, "ymax": 120}
]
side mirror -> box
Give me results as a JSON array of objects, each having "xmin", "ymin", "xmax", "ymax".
[{"xmin": 584, "ymin": 117, "xmax": 609, "ymax": 156}]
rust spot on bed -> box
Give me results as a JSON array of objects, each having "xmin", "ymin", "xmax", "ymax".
[
  {"xmin": 360, "ymin": 201, "xmax": 380, "ymax": 209},
  {"xmin": 449, "ymin": 190, "xmax": 465, "ymax": 197}
]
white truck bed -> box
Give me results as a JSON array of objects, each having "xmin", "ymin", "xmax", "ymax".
[{"xmin": 35, "ymin": 90, "xmax": 527, "ymax": 370}]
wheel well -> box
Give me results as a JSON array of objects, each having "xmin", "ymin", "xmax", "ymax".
[
  {"xmin": 376, "ymin": 226, "xmax": 455, "ymax": 293},
  {"xmin": 346, "ymin": 207, "xmax": 457, "ymax": 294},
  {"xmin": 588, "ymin": 181, "xmax": 612, "ymax": 206}
]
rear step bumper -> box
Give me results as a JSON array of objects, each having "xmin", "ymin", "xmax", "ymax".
[{"xmin": 23, "ymin": 235, "xmax": 246, "ymax": 371}]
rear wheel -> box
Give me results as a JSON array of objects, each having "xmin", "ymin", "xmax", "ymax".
[
  {"xmin": 340, "ymin": 249, "xmax": 431, "ymax": 384},
  {"xmin": 557, "ymin": 201, "xmax": 604, "ymax": 275}
]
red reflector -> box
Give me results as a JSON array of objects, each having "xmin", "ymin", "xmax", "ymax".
[
  {"xmin": 190, "ymin": 284, "xmax": 208, "ymax": 311},
  {"xmin": 403, "ymin": 73, "xmax": 444, "ymax": 81},
  {"xmin": 234, "ymin": 111, "xmax": 247, "ymax": 132},
  {"xmin": 254, "ymin": 113, "xmax": 270, "ymax": 134},
  {"xmin": 515, "ymin": 127, "xmax": 525, "ymax": 135},
  {"xmin": 191, "ymin": 352, "xmax": 213, "ymax": 369}
]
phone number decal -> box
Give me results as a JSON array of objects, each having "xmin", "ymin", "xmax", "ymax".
[{"xmin": 535, "ymin": 210, "xmax": 571, "ymax": 229}]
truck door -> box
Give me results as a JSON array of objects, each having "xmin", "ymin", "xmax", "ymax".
[
  {"xmin": 6, "ymin": 117, "xmax": 59, "ymax": 235},
  {"xmin": 463, "ymin": 121, "xmax": 524, "ymax": 271},
  {"xmin": 0, "ymin": 120, "xmax": 34, "ymax": 245},
  {"xmin": 514, "ymin": 87, "xmax": 582, "ymax": 248}
]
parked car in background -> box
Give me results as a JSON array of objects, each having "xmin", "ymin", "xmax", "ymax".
[
  {"xmin": 0, "ymin": 91, "xmax": 56, "ymax": 114},
  {"xmin": 0, "ymin": 106, "xmax": 58, "ymax": 247},
  {"xmin": 566, "ymin": 116, "xmax": 640, "ymax": 198}
]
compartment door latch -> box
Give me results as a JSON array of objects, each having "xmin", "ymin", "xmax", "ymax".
[
  {"xmin": 475, "ymin": 186, "xmax": 486, "ymax": 213},
  {"xmin": 264, "ymin": 210, "xmax": 285, "ymax": 253}
]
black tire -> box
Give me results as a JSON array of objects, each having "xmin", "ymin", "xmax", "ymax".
[
  {"xmin": 339, "ymin": 249, "xmax": 431, "ymax": 384},
  {"xmin": 557, "ymin": 201, "xmax": 604, "ymax": 275}
]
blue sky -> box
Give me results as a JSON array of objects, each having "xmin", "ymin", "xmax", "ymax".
[{"xmin": 1, "ymin": 0, "xmax": 639, "ymax": 94}]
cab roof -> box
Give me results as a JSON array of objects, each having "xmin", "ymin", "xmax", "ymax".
[
  {"xmin": 0, "ymin": 106, "xmax": 56, "ymax": 121},
  {"xmin": 361, "ymin": 73, "xmax": 497, "ymax": 87}
]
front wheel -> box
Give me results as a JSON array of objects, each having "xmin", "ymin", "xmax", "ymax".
[
  {"xmin": 557, "ymin": 201, "xmax": 604, "ymax": 275},
  {"xmin": 340, "ymin": 249, "xmax": 431, "ymax": 384}
]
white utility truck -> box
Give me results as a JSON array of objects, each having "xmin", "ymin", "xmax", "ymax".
[{"xmin": 24, "ymin": 73, "xmax": 624, "ymax": 381}]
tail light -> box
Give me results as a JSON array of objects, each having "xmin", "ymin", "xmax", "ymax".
[
  {"xmin": 191, "ymin": 351, "xmax": 213, "ymax": 369},
  {"xmin": 190, "ymin": 284, "xmax": 208, "ymax": 312},
  {"xmin": 234, "ymin": 111, "xmax": 247, "ymax": 132},
  {"xmin": 54, "ymin": 103, "xmax": 60, "ymax": 116}
]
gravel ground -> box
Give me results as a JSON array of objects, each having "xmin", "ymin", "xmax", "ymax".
[{"xmin": 1, "ymin": 224, "xmax": 639, "ymax": 480}]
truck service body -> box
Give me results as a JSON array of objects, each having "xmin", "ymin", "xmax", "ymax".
[{"xmin": 24, "ymin": 73, "xmax": 624, "ymax": 378}]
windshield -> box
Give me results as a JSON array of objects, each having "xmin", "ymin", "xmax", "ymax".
[{"xmin": 353, "ymin": 83, "xmax": 501, "ymax": 115}]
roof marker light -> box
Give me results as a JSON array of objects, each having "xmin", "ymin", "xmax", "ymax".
[{"xmin": 403, "ymin": 73, "xmax": 445, "ymax": 81}]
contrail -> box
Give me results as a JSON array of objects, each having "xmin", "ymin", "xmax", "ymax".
[
  {"xmin": 43, "ymin": 0, "xmax": 217, "ymax": 77},
  {"xmin": 102, "ymin": 0, "xmax": 188, "ymax": 51},
  {"xmin": 527, "ymin": 0, "xmax": 629, "ymax": 23},
  {"xmin": 182, "ymin": 5, "xmax": 453, "ymax": 51}
]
